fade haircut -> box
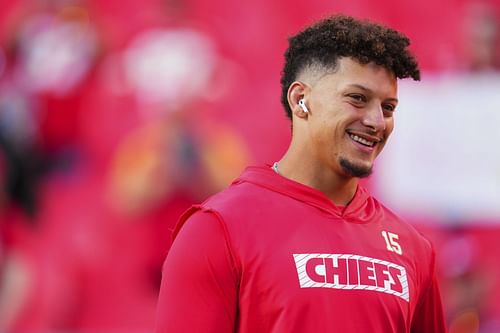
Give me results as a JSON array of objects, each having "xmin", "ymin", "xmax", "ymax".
[{"xmin": 280, "ymin": 15, "xmax": 420, "ymax": 119}]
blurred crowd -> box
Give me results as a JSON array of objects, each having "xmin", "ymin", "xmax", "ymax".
[{"xmin": 0, "ymin": 0, "xmax": 499, "ymax": 332}]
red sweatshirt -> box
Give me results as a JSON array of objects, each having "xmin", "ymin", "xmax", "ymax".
[{"xmin": 155, "ymin": 166, "xmax": 447, "ymax": 333}]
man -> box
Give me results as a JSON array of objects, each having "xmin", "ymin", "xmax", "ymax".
[{"xmin": 155, "ymin": 15, "xmax": 448, "ymax": 332}]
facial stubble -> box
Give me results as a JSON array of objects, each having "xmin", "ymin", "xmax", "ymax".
[{"xmin": 339, "ymin": 157, "xmax": 373, "ymax": 178}]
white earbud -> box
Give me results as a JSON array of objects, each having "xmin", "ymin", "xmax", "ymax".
[{"xmin": 299, "ymin": 99, "xmax": 309, "ymax": 113}]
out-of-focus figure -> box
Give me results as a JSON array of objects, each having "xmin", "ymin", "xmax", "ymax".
[
  {"xmin": 0, "ymin": 1, "xmax": 101, "ymax": 332},
  {"xmin": 1, "ymin": 0, "xmax": 251, "ymax": 332},
  {"xmin": 461, "ymin": 1, "xmax": 500, "ymax": 72},
  {"xmin": 437, "ymin": 224, "xmax": 500, "ymax": 333}
]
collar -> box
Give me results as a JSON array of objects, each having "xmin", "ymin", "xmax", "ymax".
[{"xmin": 232, "ymin": 165, "xmax": 377, "ymax": 222}]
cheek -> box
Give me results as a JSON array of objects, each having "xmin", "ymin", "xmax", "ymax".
[
  {"xmin": 384, "ymin": 118, "xmax": 395, "ymax": 137},
  {"xmin": 312, "ymin": 117, "xmax": 337, "ymax": 140}
]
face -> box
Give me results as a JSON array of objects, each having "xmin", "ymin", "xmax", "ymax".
[{"xmin": 299, "ymin": 57, "xmax": 398, "ymax": 178}]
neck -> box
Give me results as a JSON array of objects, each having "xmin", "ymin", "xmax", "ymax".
[{"xmin": 275, "ymin": 147, "xmax": 358, "ymax": 206}]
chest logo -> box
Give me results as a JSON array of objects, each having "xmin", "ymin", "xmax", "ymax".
[
  {"xmin": 381, "ymin": 231, "xmax": 403, "ymax": 255},
  {"xmin": 293, "ymin": 253, "xmax": 409, "ymax": 302}
]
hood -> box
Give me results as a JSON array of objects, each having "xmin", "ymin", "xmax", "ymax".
[{"xmin": 232, "ymin": 165, "xmax": 382, "ymax": 224}]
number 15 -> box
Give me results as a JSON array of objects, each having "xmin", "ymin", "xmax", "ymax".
[{"xmin": 381, "ymin": 231, "xmax": 402, "ymax": 255}]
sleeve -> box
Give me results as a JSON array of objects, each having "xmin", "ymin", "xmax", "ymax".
[
  {"xmin": 154, "ymin": 210, "xmax": 239, "ymax": 333},
  {"xmin": 410, "ymin": 248, "xmax": 448, "ymax": 333}
]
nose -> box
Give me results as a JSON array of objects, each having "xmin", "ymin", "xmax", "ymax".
[{"xmin": 361, "ymin": 104, "xmax": 386, "ymax": 133}]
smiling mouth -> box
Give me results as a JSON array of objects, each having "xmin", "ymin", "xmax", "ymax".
[{"xmin": 349, "ymin": 133, "xmax": 376, "ymax": 147}]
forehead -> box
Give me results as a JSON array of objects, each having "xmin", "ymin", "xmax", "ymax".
[{"xmin": 303, "ymin": 57, "xmax": 398, "ymax": 95}]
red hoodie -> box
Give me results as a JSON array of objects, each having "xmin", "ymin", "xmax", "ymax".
[{"xmin": 155, "ymin": 166, "xmax": 447, "ymax": 333}]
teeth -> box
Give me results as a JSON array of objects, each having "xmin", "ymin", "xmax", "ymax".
[{"xmin": 350, "ymin": 134, "xmax": 375, "ymax": 147}]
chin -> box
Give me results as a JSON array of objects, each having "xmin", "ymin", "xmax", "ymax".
[{"xmin": 339, "ymin": 158, "xmax": 373, "ymax": 178}]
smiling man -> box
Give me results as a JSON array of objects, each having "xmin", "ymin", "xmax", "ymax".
[{"xmin": 155, "ymin": 15, "xmax": 448, "ymax": 333}]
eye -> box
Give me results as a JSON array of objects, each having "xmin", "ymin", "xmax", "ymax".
[
  {"xmin": 348, "ymin": 94, "xmax": 367, "ymax": 103},
  {"xmin": 382, "ymin": 103, "xmax": 396, "ymax": 112},
  {"xmin": 382, "ymin": 104, "xmax": 396, "ymax": 117}
]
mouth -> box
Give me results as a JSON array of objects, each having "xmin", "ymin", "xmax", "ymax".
[{"xmin": 347, "ymin": 131, "xmax": 381, "ymax": 149}]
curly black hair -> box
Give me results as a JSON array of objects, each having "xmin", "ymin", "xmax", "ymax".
[{"xmin": 280, "ymin": 15, "xmax": 420, "ymax": 119}]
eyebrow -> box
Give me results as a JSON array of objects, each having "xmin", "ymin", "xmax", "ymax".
[{"xmin": 345, "ymin": 84, "xmax": 399, "ymax": 103}]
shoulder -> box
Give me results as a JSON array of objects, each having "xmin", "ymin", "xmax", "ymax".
[
  {"xmin": 204, "ymin": 181, "xmax": 265, "ymax": 208},
  {"xmin": 377, "ymin": 197, "xmax": 432, "ymax": 241},
  {"xmin": 373, "ymin": 196, "xmax": 435, "ymax": 260},
  {"xmin": 172, "ymin": 176, "xmax": 278, "ymax": 236},
  {"xmin": 370, "ymin": 197, "xmax": 439, "ymax": 296},
  {"xmin": 201, "ymin": 176, "xmax": 289, "ymax": 219}
]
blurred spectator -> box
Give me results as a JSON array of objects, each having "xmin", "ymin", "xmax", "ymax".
[
  {"xmin": 1, "ymin": 0, "xmax": 252, "ymax": 331},
  {"xmin": 437, "ymin": 224, "xmax": 500, "ymax": 333},
  {"xmin": 461, "ymin": 1, "xmax": 500, "ymax": 72},
  {"xmin": 5, "ymin": 1, "xmax": 100, "ymax": 163},
  {"xmin": 0, "ymin": 12, "xmax": 44, "ymax": 332},
  {"xmin": 0, "ymin": 71, "xmax": 41, "ymax": 218}
]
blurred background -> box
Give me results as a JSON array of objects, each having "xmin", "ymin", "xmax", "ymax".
[{"xmin": 0, "ymin": 0, "xmax": 499, "ymax": 332}]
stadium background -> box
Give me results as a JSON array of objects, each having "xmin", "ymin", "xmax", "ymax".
[{"xmin": 0, "ymin": 0, "xmax": 499, "ymax": 332}]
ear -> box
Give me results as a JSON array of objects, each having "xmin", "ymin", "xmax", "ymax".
[{"xmin": 287, "ymin": 81, "xmax": 309, "ymax": 119}]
